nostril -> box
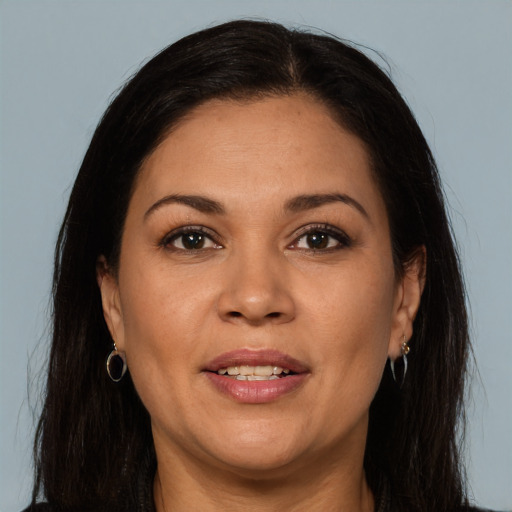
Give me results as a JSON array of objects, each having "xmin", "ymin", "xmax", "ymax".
[{"xmin": 226, "ymin": 310, "xmax": 282, "ymax": 321}]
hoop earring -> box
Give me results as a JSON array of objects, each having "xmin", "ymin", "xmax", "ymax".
[
  {"xmin": 390, "ymin": 335, "xmax": 410, "ymax": 387},
  {"xmin": 106, "ymin": 344, "xmax": 127, "ymax": 382}
]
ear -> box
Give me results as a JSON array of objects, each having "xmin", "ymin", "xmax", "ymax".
[
  {"xmin": 388, "ymin": 247, "xmax": 426, "ymax": 360},
  {"xmin": 96, "ymin": 256, "xmax": 125, "ymax": 350}
]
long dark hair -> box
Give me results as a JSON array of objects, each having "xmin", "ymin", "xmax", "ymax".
[{"xmin": 31, "ymin": 20, "xmax": 469, "ymax": 512}]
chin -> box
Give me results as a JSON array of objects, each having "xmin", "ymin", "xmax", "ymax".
[
  {"xmin": 213, "ymin": 449, "xmax": 303, "ymax": 479},
  {"xmin": 199, "ymin": 421, "xmax": 311, "ymax": 475}
]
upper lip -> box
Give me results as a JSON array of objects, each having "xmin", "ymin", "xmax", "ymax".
[{"xmin": 203, "ymin": 349, "xmax": 309, "ymax": 373}]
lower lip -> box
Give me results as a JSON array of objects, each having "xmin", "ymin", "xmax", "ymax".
[{"xmin": 204, "ymin": 372, "xmax": 308, "ymax": 403}]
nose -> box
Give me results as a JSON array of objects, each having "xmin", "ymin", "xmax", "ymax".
[{"xmin": 217, "ymin": 248, "xmax": 296, "ymax": 326}]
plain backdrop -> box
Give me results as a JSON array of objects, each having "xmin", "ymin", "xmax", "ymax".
[{"xmin": 1, "ymin": 1, "xmax": 511, "ymax": 511}]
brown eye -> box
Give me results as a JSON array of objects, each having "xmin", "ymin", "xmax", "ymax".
[
  {"xmin": 291, "ymin": 225, "xmax": 352, "ymax": 251},
  {"xmin": 305, "ymin": 232, "xmax": 329, "ymax": 249},
  {"xmin": 180, "ymin": 232, "xmax": 206, "ymax": 250},
  {"xmin": 164, "ymin": 229, "xmax": 220, "ymax": 251}
]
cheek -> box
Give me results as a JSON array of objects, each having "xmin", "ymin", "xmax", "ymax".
[
  {"xmin": 299, "ymin": 261, "xmax": 396, "ymax": 409},
  {"xmin": 119, "ymin": 254, "xmax": 212, "ymax": 337},
  {"xmin": 116, "ymin": 259, "xmax": 213, "ymax": 398},
  {"xmin": 301, "ymin": 258, "xmax": 396, "ymax": 344}
]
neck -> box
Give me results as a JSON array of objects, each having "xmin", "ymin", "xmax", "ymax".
[{"xmin": 152, "ymin": 432, "xmax": 374, "ymax": 512}]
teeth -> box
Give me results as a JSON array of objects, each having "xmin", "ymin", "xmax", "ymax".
[
  {"xmin": 254, "ymin": 365, "xmax": 273, "ymax": 376},
  {"xmin": 218, "ymin": 365, "xmax": 291, "ymax": 377},
  {"xmin": 239, "ymin": 365, "xmax": 255, "ymax": 376},
  {"xmin": 234, "ymin": 375, "xmax": 280, "ymax": 381}
]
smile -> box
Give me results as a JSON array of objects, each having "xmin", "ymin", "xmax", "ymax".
[
  {"xmin": 203, "ymin": 349, "xmax": 309, "ymax": 403},
  {"xmin": 217, "ymin": 365, "xmax": 292, "ymax": 380}
]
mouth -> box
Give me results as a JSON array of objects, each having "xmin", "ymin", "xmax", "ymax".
[
  {"xmin": 203, "ymin": 349, "xmax": 309, "ymax": 403},
  {"xmin": 215, "ymin": 365, "xmax": 292, "ymax": 380}
]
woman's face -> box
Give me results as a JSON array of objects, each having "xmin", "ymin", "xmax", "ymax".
[{"xmin": 100, "ymin": 94, "xmax": 422, "ymax": 476}]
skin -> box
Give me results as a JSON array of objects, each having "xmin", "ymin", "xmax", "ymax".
[{"xmin": 99, "ymin": 94, "xmax": 424, "ymax": 511}]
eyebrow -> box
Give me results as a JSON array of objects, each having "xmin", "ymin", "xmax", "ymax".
[
  {"xmin": 144, "ymin": 192, "xmax": 369, "ymax": 221},
  {"xmin": 284, "ymin": 193, "xmax": 369, "ymax": 219},
  {"xmin": 144, "ymin": 194, "xmax": 225, "ymax": 220}
]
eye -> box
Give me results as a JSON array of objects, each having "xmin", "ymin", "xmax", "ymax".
[
  {"xmin": 290, "ymin": 225, "xmax": 351, "ymax": 251},
  {"xmin": 162, "ymin": 227, "xmax": 222, "ymax": 251}
]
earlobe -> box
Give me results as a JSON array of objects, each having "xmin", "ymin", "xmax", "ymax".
[
  {"xmin": 388, "ymin": 247, "xmax": 426, "ymax": 360},
  {"xmin": 96, "ymin": 256, "xmax": 125, "ymax": 350}
]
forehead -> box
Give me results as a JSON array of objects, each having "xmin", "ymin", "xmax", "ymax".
[{"xmin": 134, "ymin": 94, "xmax": 383, "ymax": 217}]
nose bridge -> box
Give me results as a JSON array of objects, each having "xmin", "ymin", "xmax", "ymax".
[{"xmin": 217, "ymin": 239, "xmax": 295, "ymax": 324}]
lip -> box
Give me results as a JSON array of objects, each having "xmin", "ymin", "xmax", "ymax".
[
  {"xmin": 204, "ymin": 348, "xmax": 309, "ymax": 373},
  {"xmin": 203, "ymin": 349, "xmax": 310, "ymax": 404}
]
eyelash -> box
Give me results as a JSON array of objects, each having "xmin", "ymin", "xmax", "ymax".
[
  {"xmin": 160, "ymin": 224, "xmax": 352, "ymax": 253},
  {"xmin": 289, "ymin": 224, "xmax": 352, "ymax": 252},
  {"xmin": 160, "ymin": 226, "xmax": 222, "ymax": 252}
]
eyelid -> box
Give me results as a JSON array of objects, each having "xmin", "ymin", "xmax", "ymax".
[
  {"xmin": 288, "ymin": 223, "xmax": 352, "ymax": 250},
  {"xmin": 160, "ymin": 225, "xmax": 223, "ymax": 250},
  {"xmin": 159, "ymin": 223, "xmax": 351, "ymax": 252}
]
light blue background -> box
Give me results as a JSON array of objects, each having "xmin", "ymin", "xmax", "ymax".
[{"xmin": 1, "ymin": 1, "xmax": 511, "ymax": 511}]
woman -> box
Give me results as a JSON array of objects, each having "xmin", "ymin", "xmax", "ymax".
[{"xmin": 25, "ymin": 20, "xmax": 488, "ymax": 512}]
